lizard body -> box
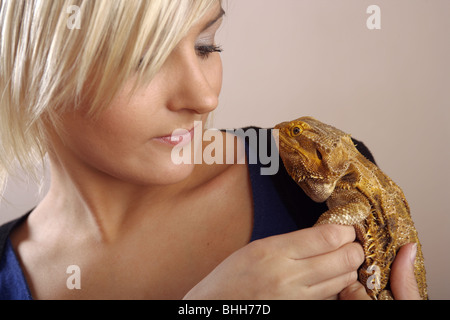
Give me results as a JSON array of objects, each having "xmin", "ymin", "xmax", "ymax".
[{"xmin": 274, "ymin": 116, "xmax": 427, "ymax": 300}]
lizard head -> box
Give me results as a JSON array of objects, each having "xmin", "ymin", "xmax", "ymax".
[{"xmin": 275, "ymin": 116, "xmax": 357, "ymax": 202}]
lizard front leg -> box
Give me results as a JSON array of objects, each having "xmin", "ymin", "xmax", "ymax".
[
  {"xmin": 313, "ymin": 187, "xmax": 372, "ymax": 270},
  {"xmin": 313, "ymin": 188, "xmax": 394, "ymax": 300},
  {"xmin": 314, "ymin": 188, "xmax": 371, "ymax": 227}
]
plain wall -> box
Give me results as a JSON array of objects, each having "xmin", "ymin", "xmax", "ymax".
[{"xmin": 1, "ymin": 0, "xmax": 449, "ymax": 299}]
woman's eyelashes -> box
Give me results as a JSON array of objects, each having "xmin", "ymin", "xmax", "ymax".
[
  {"xmin": 195, "ymin": 44, "xmax": 223, "ymax": 60},
  {"xmin": 137, "ymin": 44, "xmax": 222, "ymax": 68}
]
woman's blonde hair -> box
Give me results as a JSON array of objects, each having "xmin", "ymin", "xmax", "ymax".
[{"xmin": 0, "ymin": 0, "xmax": 220, "ymax": 199}]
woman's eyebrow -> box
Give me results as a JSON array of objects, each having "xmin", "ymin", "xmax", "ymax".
[{"xmin": 201, "ymin": 7, "xmax": 225, "ymax": 31}]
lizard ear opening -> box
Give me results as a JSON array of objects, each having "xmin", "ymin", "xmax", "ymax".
[{"xmin": 316, "ymin": 149, "xmax": 323, "ymax": 161}]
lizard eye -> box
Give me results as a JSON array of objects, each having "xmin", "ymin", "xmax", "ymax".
[{"xmin": 291, "ymin": 126, "xmax": 303, "ymax": 137}]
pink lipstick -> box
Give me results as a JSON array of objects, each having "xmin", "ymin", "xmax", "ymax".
[{"xmin": 154, "ymin": 123, "xmax": 201, "ymax": 147}]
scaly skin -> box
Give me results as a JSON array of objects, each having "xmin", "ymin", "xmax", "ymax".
[{"xmin": 275, "ymin": 117, "xmax": 427, "ymax": 300}]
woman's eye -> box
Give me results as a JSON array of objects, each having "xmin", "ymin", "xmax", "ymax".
[
  {"xmin": 195, "ymin": 45, "xmax": 223, "ymax": 59},
  {"xmin": 137, "ymin": 44, "xmax": 223, "ymax": 69}
]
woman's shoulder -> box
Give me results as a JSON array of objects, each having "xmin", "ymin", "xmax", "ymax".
[
  {"xmin": 0, "ymin": 212, "xmax": 31, "ymax": 258},
  {"xmin": 0, "ymin": 212, "xmax": 34, "ymax": 300}
]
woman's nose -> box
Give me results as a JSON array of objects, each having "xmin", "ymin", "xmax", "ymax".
[{"xmin": 164, "ymin": 48, "xmax": 220, "ymax": 115}]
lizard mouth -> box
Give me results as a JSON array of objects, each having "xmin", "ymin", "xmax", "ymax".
[
  {"xmin": 278, "ymin": 134, "xmax": 307, "ymax": 161},
  {"xmin": 278, "ymin": 134, "xmax": 326, "ymax": 182},
  {"xmin": 278, "ymin": 134, "xmax": 310, "ymax": 183}
]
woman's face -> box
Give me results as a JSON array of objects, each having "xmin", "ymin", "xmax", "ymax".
[{"xmin": 53, "ymin": 4, "xmax": 224, "ymax": 186}]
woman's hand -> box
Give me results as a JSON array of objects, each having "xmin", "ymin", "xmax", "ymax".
[
  {"xmin": 339, "ymin": 243, "xmax": 422, "ymax": 300},
  {"xmin": 184, "ymin": 224, "xmax": 364, "ymax": 300}
]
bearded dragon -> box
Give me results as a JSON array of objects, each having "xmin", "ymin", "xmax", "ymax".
[{"xmin": 274, "ymin": 116, "xmax": 427, "ymax": 300}]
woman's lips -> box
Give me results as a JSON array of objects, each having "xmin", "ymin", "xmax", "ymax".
[{"xmin": 154, "ymin": 124, "xmax": 199, "ymax": 147}]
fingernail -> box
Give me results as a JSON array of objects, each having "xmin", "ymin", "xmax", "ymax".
[{"xmin": 410, "ymin": 243, "xmax": 418, "ymax": 265}]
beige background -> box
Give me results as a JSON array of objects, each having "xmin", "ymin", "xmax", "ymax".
[{"xmin": 1, "ymin": 0, "xmax": 449, "ymax": 299}]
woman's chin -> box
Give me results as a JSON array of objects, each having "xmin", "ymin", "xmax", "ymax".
[
  {"xmin": 122, "ymin": 161, "xmax": 197, "ymax": 187},
  {"xmin": 152, "ymin": 162, "xmax": 196, "ymax": 186}
]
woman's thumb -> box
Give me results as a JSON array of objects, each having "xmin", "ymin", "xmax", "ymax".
[{"xmin": 390, "ymin": 243, "xmax": 422, "ymax": 300}]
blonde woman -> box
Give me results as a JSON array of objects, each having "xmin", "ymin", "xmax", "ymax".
[{"xmin": 0, "ymin": 0, "xmax": 420, "ymax": 300}]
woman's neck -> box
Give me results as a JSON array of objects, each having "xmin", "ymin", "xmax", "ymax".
[{"xmin": 42, "ymin": 151, "xmax": 195, "ymax": 244}]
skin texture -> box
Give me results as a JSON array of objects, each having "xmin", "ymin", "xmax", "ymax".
[{"xmin": 9, "ymin": 4, "xmax": 422, "ymax": 300}]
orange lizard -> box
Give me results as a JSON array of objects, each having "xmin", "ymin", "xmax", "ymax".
[{"xmin": 275, "ymin": 116, "xmax": 427, "ymax": 300}]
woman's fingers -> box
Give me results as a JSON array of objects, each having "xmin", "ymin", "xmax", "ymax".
[
  {"xmin": 390, "ymin": 243, "xmax": 422, "ymax": 300},
  {"xmin": 340, "ymin": 243, "xmax": 423, "ymax": 300},
  {"xmin": 298, "ymin": 242, "xmax": 365, "ymax": 286},
  {"xmin": 270, "ymin": 224, "xmax": 357, "ymax": 259},
  {"xmin": 339, "ymin": 281, "xmax": 372, "ymax": 300},
  {"xmin": 185, "ymin": 224, "xmax": 365, "ymax": 300},
  {"xmin": 307, "ymin": 271, "xmax": 360, "ymax": 300}
]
